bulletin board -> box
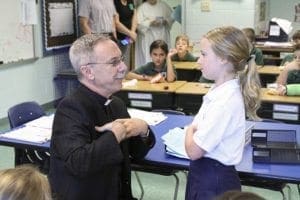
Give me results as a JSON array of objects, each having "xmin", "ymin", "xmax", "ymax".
[
  {"xmin": 42, "ymin": 0, "xmax": 78, "ymax": 56},
  {"xmin": 0, "ymin": 0, "xmax": 35, "ymax": 64}
]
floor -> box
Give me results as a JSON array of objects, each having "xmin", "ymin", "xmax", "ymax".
[{"xmin": 0, "ymin": 118, "xmax": 299, "ymax": 200}]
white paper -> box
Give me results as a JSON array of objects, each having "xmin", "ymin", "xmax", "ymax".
[
  {"xmin": 49, "ymin": 3, "xmax": 74, "ymax": 37},
  {"xmin": 0, "ymin": 126, "xmax": 51, "ymax": 144},
  {"xmin": 21, "ymin": 0, "xmax": 38, "ymax": 25},
  {"xmin": 269, "ymin": 25, "xmax": 280, "ymax": 36},
  {"xmin": 161, "ymin": 127, "xmax": 189, "ymax": 159},
  {"xmin": 127, "ymin": 108, "xmax": 167, "ymax": 126},
  {"xmin": 271, "ymin": 18, "xmax": 293, "ymax": 35},
  {"xmin": 122, "ymin": 79, "xmax": 138, "ymax": 87},
  {"xmin": 161, "ymin": 122, "xmax": 255, "ymax": 159},
  {"xmin": 25, "ymin": 115, "xmax": 54, "ymax": 129}
]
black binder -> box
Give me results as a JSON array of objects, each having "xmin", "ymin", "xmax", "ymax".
[{"xmin": 251, "ymin": 129, "xmax": 300, "ymax": 164}]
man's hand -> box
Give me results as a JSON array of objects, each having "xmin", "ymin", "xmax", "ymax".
[
  {"xmin": 95, "ymin": 121, "xmax": 127, "ymax": 143},
  {"xmin": 115, "ymin": 118, "xmax": 148, "ymax": 138}
]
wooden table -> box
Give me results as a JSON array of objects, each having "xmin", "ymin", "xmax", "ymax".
[
  {"xmin": 255, "ymin": 42, "xmax": 294, "ymax": 65},
  {"xmin": 116, "ymin": 80, "xmax": 187, "ymax": 110},
  {"xmin": 257, "ymin": 65, "xmax": 282, "ymax": 87},
  {"xmin": 257, "ymin": 65, "xmax": 282, "ymax": 75},
  {"xmin": 172, "ymin": 62, "xmax": 201, "ymax": 81},
  {"xmin": 259, "ymin": 88, "xmax": 300, "ymax": 123},
  {"xmin": 174, "ymin": 82, "xmax": 300, "ymax": 123},
  {"xmin": 175, "ymin": 82, "xmax": 210, "ymax": 114}
]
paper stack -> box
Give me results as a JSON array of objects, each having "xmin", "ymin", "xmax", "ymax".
[
  {"xmin": 127, "ymin": 108, "xmax": 167, "ymax": 126},
  {"xmin": 0, "ymin": 115, "xmax": 54, "ymax": 144},
  {"xmin": 161, "ymin": 127, "xmax": 189, "ymax": 159}
]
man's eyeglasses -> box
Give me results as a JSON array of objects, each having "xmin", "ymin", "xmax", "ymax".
[{"xmin": 85, "ymin": 55, "xmax": 125, "ymax": 68}]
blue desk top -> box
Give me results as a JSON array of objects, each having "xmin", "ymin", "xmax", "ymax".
[
  {"xmin": 148, "ymin": 114, "xmax": 300, "ymax": 183},
  {"xmin": 0, "ymin": 114, "xmax": 299, "ymax": 183}
]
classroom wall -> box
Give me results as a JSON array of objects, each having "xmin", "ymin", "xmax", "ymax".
[
  {"xmin": 269, "ymin": 0, "xmax": 300, "ymax": 36},
  {"xmin": 0, "ymin": 2, "xmax": 64, "ymax": 119},
  {"xmin": 183, "ymin": 0, "xmax": 256, "ymax": 42}
]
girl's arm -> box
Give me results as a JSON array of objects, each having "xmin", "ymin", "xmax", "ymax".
[
  {"xmin": 126, "ymin": 71, "xmax": 151, "ymax": 81},
  {"xmin": 185, "ymin": 124, "xmax": 206, "ymax": 160},
  {"xmin": 166, "ymin": 49, "xmax": 177, "ymax": 82}
]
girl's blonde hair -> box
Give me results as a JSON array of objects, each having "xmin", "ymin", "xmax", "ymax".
[
  {"xmin": 0, "ymin": 164, "xmax": 52, "ymax": 200},
  {"xmin": 204, "ymin": 26, "xmax": 261, "ymax": 120}
]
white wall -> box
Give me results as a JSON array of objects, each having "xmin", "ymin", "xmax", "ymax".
[
  {"xmin": 269, "ymin": 0, "xmax": 300, "ymax": 36},
  {"xmin": 0, "ymin": 58, "xmax": 56, "ymax": 118},
  {"xmin": 165, "ymin": 0, "xmax": 182, "ymax": 48},
  {"xmin": 183, "ymin": 0, "xmax": 256, "ymax": 42},
  {"xmin": 0, "ymin": 2, "xmax": 64, "ymax": 119}
]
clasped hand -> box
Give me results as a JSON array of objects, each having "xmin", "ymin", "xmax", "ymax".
[{"xmin": 95, "ymin": 118, "xmax": 148, "ymax": 143}]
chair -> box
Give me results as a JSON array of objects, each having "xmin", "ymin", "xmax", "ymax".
[
  {"xmin": 7, "ymin": 101, "xmax": 50, "ymax": 173},
  {"xmin": 132, "ymin": 109, "xmax": 185, "ymax": 200},
  {"xmin": 241, "ymin": 118, "xmax": 291, "ymax": 200}
]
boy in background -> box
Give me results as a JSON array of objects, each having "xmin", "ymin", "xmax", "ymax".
[
  {"xmin": 242, "ymin": 28, "xmax": 264, "ymax": 66},
  {"xmin": 281, "ymin": 30, "xmax": 300, "ymax": 66},
  {"xmin": 277, "ymin": 43, "xmax": 300, "ymax": 85},
  {"xmin": 171, "ymin": 34, "xmax": 198, "ymax": 62}
]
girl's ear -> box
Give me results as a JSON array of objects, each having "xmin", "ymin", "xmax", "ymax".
[{"xmin": 219, "ymin": 56, "xmax": 229, "ymax": 65}]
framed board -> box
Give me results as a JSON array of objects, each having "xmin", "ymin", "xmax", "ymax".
[
  {"xmin": 42, "ymin": 0, "xmax": 78, "ymax": 56},
  {"xmin": 0, "ymin": 0, "xmax": 35, "ymax": 64}
]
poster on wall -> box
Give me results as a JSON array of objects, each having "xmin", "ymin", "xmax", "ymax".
[
  {"xmin": 259, "ymin": 2, "xmax": 266, "ymax": 22},
  {"xmin": 42, "ymin": 0, "xmax": 78, "ymax": 56},
  {"xmin": 295, "ymin": 3, "xmax": 300, "ymax": 22}
]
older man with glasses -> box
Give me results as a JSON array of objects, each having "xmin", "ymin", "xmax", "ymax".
[{"xmin": 49, "ymin": 34, "xmax": 155, "ymax": 200}]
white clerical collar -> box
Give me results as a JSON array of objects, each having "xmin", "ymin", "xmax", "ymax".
[{"xmin": 104, "ymin": 99, "xmax": 112, "ymax": 106}]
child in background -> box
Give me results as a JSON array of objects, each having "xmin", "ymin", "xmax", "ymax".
[
  {"xmin": 126, "ymin": 39, "xmax": 177, "ymax": 83},
  {"xmin": 242, "ymin": 28, "xmax": 264, "ymax": 66},
  {"xmin": 185, "ymin": 26, "xmax": 261, "ymax": 200},
  {"xmin": 0, "ymin": 164, "xmax": 51, "ymax": 200},
  {"xmin": 171, "ymin": 34, "xmax": 198, "ymax": 62},
  {"xmin": 276, "ymin": 84, "xmax": 300, "ymax": 96},
  {"xmin": 276, "ymin": 43, "xmax": 300, "ymax": 85},
  {"xmin": 281, "ymin": 30, "xmax": 300, "ymax": 66}
]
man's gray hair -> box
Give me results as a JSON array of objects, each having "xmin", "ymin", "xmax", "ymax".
[{"xmin": 69, "ymin": 34, "xmax": 110, "ymax": 79}]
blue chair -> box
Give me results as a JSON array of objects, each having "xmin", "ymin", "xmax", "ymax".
[
  {"xmin": 132, "ymin": 109, "xmax": 185, "ymax": 200},
  {"xmin": 7, "ymin": 101, "xmax": 50, "ymax": 173}
]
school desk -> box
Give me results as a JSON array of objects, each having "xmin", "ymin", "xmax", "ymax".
[
  {"xmin": 174, "ymin": 82, "xmax": 209, "ymax": 114},
  {"xmin": 146, "ymin": 114, "xmax": 300, "ymax": 184},
  {"xmin": 115, "ymin": 80, "xmax": 186, "ymax": 110},
  {"xmin": 174, "ymin": 83, "xmax": 300, "ymax": 124},
  {"xmin": 0, "ymin": 114, "xmax": 299, "ymax": 199},
  {"xmin": 259, "ymin": 88, "xmax": 300, "ymax": 124},
  {"xmin": 1, "ymin": 114, "xmax": 299, "ymax": 184},
  {"xmin": 257, "ymin": 65, "xmax": 282, "ymax": 87},
  {"xmin": 172, "ymin": 61, "xmax": 201, "ymax": 81},
  {"xmin": 255, "ymin": 43, "xmax": 294, "ymax": 66}
]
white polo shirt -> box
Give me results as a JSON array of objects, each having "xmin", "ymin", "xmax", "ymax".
[{"xmin": 192, "ymin": 79, "xmax": 246, "ymax": 165}]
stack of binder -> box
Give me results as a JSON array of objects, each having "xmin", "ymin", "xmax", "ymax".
[{"xmin": 251, "ymin": 129, "xmax": 300, "ymax": 164}]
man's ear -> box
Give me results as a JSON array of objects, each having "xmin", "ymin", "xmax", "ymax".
[{"xmin": 80, "ymin": 65, "xmax": 95, "ymax": 80}]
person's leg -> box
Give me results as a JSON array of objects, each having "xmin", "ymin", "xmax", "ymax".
[{"xmin": 186, "ymin": 158, "xmax": 241, "ymax": 200}]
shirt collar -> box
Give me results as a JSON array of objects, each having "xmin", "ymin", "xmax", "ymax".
[
  {"xmin": 205, "ymin": 79, "xmax": 240, "ymax": 101},
  {"xmin": 79, "ymin": 83, "xmax": 113, "ymax": 106},
  {"xmin": 150, "ymin": 61, "xmax": 167, "ymax": 73}
]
